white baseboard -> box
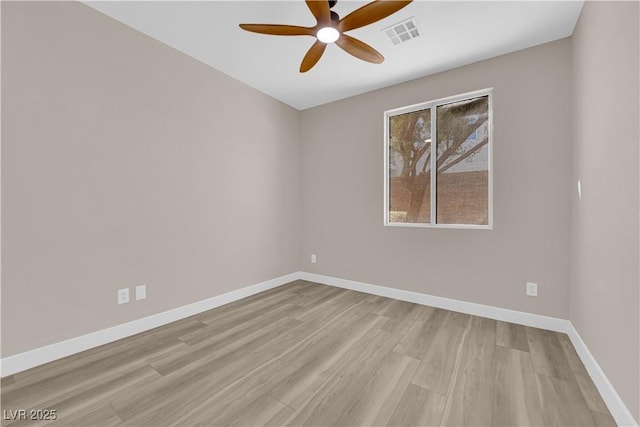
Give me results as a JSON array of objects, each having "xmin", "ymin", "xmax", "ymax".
[
  {"xmin": 2, "ymin": 270, "xmax": 636, "ymax": 426},
  {"xmin": 566, "ymin": 324, "xmax": 639, "ymax": 427},
  {"xmin": 299, "ymin": 271, "xmax": 638, "ymax": 427},
  {"xmin": 299, "ymin": 272, "xmax": 570, "ymax": 332},
  {"xmin": 0, "ymin": 272, "xmax": 299, "ymax": 377}
]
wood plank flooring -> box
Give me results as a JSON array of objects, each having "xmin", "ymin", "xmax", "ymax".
[{"xmin": 1, "ymin": 280, "xmax": 616, "ymax": 426}]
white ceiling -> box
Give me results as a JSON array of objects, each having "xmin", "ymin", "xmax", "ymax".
[{"xmin": 85, "ymin": 1, "xmax": 584, "ymax": 110}]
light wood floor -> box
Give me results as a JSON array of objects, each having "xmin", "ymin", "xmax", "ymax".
[{"xmin": 1, "ymin": 280, "xmax": 616, "ymax": 426}]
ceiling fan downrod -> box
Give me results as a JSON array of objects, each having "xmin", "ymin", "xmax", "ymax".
[{"xmin": 329, "ymin": 0, "xmax": 339, "ymax": 22}]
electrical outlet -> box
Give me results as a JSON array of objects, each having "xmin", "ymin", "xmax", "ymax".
[
  {"xmin": 311, "ymin": 254, "xmax": 317, "ymax": 264},
  {"xmin": 135, "ymin": 284, "xmax": 147, "ymax": 301},
  {"xmin": 526, "ymin": 282, "xmax": 538, "ymax": 297},
  {"xmin": 117, "ymin": 288, "xmax": 130, "ymax": 304}
]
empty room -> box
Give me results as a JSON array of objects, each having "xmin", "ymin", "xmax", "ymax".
[{"xmin": 1, "ymin": 0, "xmax": 639, "ymax": 426}]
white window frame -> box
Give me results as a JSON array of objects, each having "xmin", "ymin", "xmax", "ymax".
[{"xmin": 383, "ymin": 88, "xmax": 494, "ymax": 230}]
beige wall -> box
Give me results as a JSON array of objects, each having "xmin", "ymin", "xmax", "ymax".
[
  {"xmin": 570, "ymin": 1, "xmax": 640, "ymax": 420},
  {"xmin": 300, "ymin": 39, "xmax": 572, "ymax": 319},
  {"xmin": 1, "ymin": 1, "xmax": 300, "ymax": 357}
]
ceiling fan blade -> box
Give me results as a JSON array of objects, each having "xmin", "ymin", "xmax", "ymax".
[
  {"xmin": 338, "ymin": 0, "xmax": 413, "ymax": 32},
  {"xmin": 239, "ymin": 23, "xmax": 315, "ymax": 36},
  {"xmin": 335, "ymin": 34, "xmax": 384, "ymax": 64},
  {"xmin": 300, "ymin": 40, "xmax": 328, "ymax": 73},
  {"xmin": 306, "ymin": 0, "xmax": 331, "ymax": 25}
]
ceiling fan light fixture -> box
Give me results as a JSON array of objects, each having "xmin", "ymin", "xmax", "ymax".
[{"xmin": 316, "ymin": 26, "xmax": 340, "ymax": 43}]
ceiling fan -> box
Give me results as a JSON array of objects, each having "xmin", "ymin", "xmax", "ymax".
[{"xmin": 239, "ymin": 0, "xmax": 413, "ymax": 73}]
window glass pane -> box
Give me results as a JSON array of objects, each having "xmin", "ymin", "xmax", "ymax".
[
  {"xmin": 436, "ymin": 96, "xmax": 489, "ymax": 225},
  {"xmin": 388, "ymin": 108, "xmax": 431, "ymax": 223}
]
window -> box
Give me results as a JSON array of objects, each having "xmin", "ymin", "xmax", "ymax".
[{"xmin": 384, "ymin": 89, "xmax": 493, "ymax": 229}]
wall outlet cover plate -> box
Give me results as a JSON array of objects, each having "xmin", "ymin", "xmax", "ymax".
[
  {"xmin": 118, "ymin": 288, "xmax": 130, "ymax": 304},
  {"xmin": 135, "ymin": 284, "xmax": 147, "ymax": 300}
]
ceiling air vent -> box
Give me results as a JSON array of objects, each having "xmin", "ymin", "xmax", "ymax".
[{"xmin": 382, "ymin": 17, "xmax": 420, "ymax": 45}]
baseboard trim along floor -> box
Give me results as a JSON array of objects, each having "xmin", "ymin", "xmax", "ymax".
[
  {"xmin": 1, "ymin": 271, "xmax": 637, "ymax": 426},
  {"xmin": 564, "ymin": 323, "xmax": 639, "ymax": 427},
  {"xmin": 299, "ymin": 272, "xmax": 568, "ymax": 332},
  {"xmin": 0, "ymin": 272, "xmax": 299, "ymax": 378}
]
